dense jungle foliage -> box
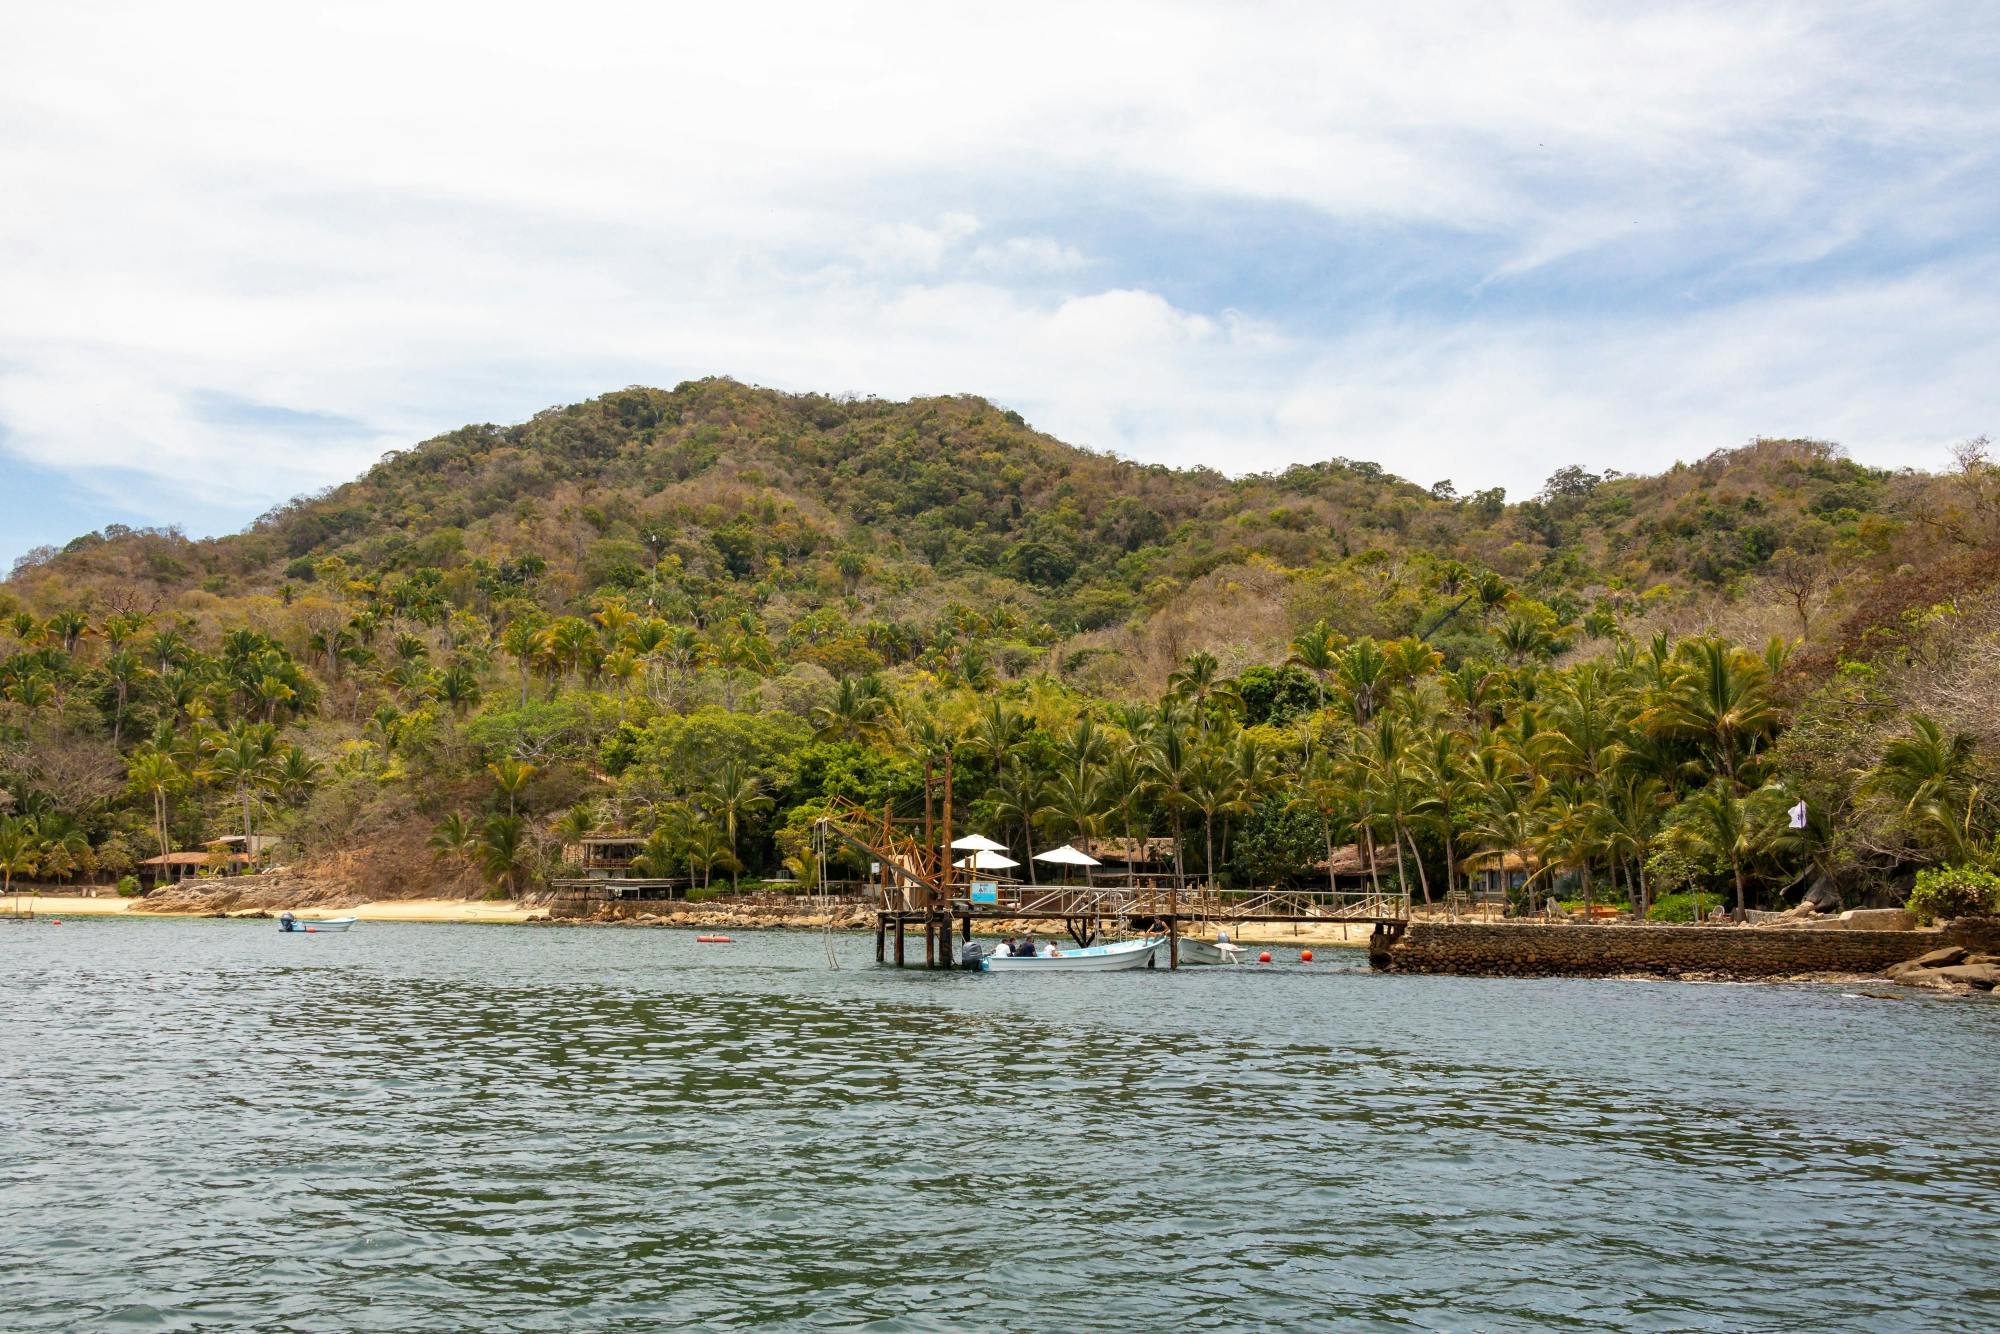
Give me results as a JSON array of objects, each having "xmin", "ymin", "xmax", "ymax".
[{"xmin": 4, "ymin": 379, "xmax": 1999, "ymax": 915}]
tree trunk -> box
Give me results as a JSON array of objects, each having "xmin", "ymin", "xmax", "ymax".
[
  {"xmin": 1581, "ymin": 862, "xmax": 1594, "ymax": 923},
  {"xmin": 1389, "ymin": 823, "xmax": 1409, "ymax": 901},
  {"xmin": 1362, "ymin": 825, "xmax": 1380, "ymax": 895},
  {"xmin": 240, "ymin": 787, "xmax": 255, "ymax": 876},
  {"xmin": 155, "ymin": 789, "xmax": 169, "ymax": 860},
  {"xmin": 1323, "ymin": 816, "xmax": 1336, "ymax": 894},
  {"xmin": 1731, "ymin": 856, "xmax": 1747, "ymax": 923},
  {"xmin": 1203, "ymin": 812, "xmax": 1216, "ymax": 889},
  {"xmin": 1401, "ymin": 824, "xmax": 1432, "ymax": 905}
]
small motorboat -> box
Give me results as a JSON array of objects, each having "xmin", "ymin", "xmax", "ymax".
[
  {"xmin": 278, "ymin": 915, "xmax": 357, "ymax": 933},
  {"xmin": 980, "ymin": 936, "xmax": 1166, "ymax": 972},
  {"xmin": 1176, "ymin": 936, "xmax": 1246, "ymax": 966}
]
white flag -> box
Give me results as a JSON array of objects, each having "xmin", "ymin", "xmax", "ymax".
[{"xmin": 1789, "ymin": 800, "xmax": 1808, "ymax": 829}]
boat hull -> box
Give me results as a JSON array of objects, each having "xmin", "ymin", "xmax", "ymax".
[
  {"xmin": 1176, "ymin": 938, "xmax": 1245, "ymax": 966},
  {"xmin": 279, "ymin": 917, "xmax": 357, "ymax": 933},
  {"xmin": 981, "ymin": 937, "xmax": 1164, "ymax": 972}
]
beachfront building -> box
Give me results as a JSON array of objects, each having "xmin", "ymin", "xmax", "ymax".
[
  {"xmin": 550, "ymin": 833, "xmax": 684, "ymax": 901},
  {"xmin": 137, "ymin": 848, "xmax": 250, "ymax": 887}
]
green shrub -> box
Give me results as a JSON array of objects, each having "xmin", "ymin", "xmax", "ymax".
[
  {"xmin": 1645, "ymin": 891, "xmax": 1719, "ymax": 923},
  {"xmin": 685, "ymin": 886, "xmax": 719, "ymax": 903},
  {"xmin": 116, "ymin": 875, "xmax": 142, "ymax": 898},
  {"xmin": 1905, "ymin": 866, "xmax": 2000, "ymax": 925}
]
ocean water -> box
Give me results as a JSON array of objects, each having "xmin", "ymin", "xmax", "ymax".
[{"xmin": 2, "ymin": 918, "xmax": 1996, "ymax": 1332}]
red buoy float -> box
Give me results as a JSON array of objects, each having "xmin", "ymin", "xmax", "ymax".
[
  {"xmin": 1258, "ymin": 951, "xmax": 1273, "ymax": 964},
  {"xmin": 1300, "ymin": 949, "xmax": 1313, "ymax": 962},
  {"xmin": 695, "ymin": 934, "xmax": 733, "ymax": 944}
]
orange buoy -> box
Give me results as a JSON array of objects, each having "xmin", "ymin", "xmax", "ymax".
[
  {"xmin": 696, "ymin": 934, "xmax": 733, "ymax": 944},
  {"xmin": 1258, "ymin": 951, "xmax": 1272, "ymax": 964},
  {"xmin": 305, "ymin": 926, "xmax": 317, "ymax": 933},
  {"xmin": 1300, "ymin": 949, "xmax": 1313, "ymax": 963}
]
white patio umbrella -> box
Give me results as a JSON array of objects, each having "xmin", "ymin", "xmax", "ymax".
[
  {"xmin": 1033, "ymin": 843, "xmax": 1101, "ymax": 887},
  {"xmin": 950, "ymin": 834, "xmax": 1009, "ymax": 853},
  {"xmin": 953, "ymin": 849, "xmax": 1020, "ymax": 870}
]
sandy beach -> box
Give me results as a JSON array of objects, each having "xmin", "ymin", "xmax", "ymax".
[{"xmin": 5, "ymin": 894, "xmax": 547, "ymax": 924}]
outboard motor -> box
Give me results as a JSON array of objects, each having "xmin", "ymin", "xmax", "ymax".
[{"xmin": 959, "ymin": 940, "xmax": 990, "ymax": 970}]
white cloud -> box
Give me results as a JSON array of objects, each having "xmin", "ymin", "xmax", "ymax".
[{"xmin": 0, "ymin": 0, "xmax": 1995, "ymax": 556}]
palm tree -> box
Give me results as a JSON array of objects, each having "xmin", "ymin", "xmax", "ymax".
[
  {"xmin": 1467, "ymin": 778, "xmax": 1538, "ymax": 914},
  {"xmin": 1287, "ymin": 750, "xmax": 1351, "ymax": 892},
  {"xmin": 100, "ymin": 648, "xmax": 148, "ymax": 747},
  {"xmin": 1663, "ymin": 783, "xmax": 1776, "ymax": 923},
  {"xmin": 1098, "ymin": 742, "xmax": 1153, "ymax": 873},
  {"xmin": 47, "ymin": 609, "xmax": 91, "ymax": 655},
  {"xmin": 960, "ymin": 698, "xmax": 1027, "ymax": 771},
  {"xmin": 1286, "ymin": 620, "xmax": 1343, "ymax": 717},
  {"xmin": 1641, "ymin": 637, "xmax": 1779, "ymax": 788},
  {"xmin": 428, "ymin": 812, "xmax": 479, "ymax": 871},
  {"xmin": 127, "ymin": 749, "xmax": 183, "ymax": 861},
  {"xmin": 703, "ymin": 759, "xmax": 773, "ymax": 889},
  {"xmin": 1533, "ymin": 787, "xmax": 1607, "ymax": 920},
  {"xmin": 1041, "ymin": 759, "xmax": 1108, "ymax": 848},
  {"xmin": 1601, "ymin": 776, "xmax": 1664, "ymax": 918},
  {"xmin": 271, "ymin": 746, "xmax": 323, "ymax": 806},
  {"xmin": 201, "ymin": 723, "xmax": 280, "ymax": 873},
  {"xmin": 435, "ymin": 663, "xmax": 482, "ymax": 716},
  {"xmin": 987, "ymin": 759, "xmax": 1051, "ymax": 865},
  {"xmin": 499, "ymin": 617, "xmax": 545, "ymax": 706},
  {"xmin": 1168, "ymin": 651, "xmax": 1240, "ymax": 735},
  {"xmin": 488, "ymin": 757, "xmax": 537, "ymax": 816},
  {"xmin": 0, "ymin": 816, "xmax": 44, "ymax": 916},
  {"xmin": 812, "ymin": 676, "xmax": 890, "ymax": 743},
  {"xmin": 1184, "ymin": 741, "xmax": 1250, "ymax": 888},
  {"xmin": 476, "ymin": 813, "xmax": 531, "ymax": 898},
  {"xmin": 1859, "ymin": 714, "xmax": 1987, "ymax": 862},
  {"xmin": 657, "ymin": 626, "xmax": 708, "ymax": 712},
  {"xmin": 1364, "ymin": 716, "xmax": 1432, "ymax": 904},
  {"xmin": 1335, "ymin": 639, "xmax": 1392, "ymax": 725},
  {"xmin": 1413, "ymin": 728, "xmax": 1472, "ymax": 896},
  {"xmin": 1143, "ymin": 716, "xmax": 1196, "ymax": 886}
]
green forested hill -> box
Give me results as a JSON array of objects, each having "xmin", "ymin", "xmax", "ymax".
[{"xmin": 4, "ymin": 380, "xmax": 1998, "ymax": 917}]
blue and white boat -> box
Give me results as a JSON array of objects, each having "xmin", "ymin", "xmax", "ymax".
[
  {"xmin": 980, "ymin": 936, "xmax": 1164, "ymax": 972},
  {"xmin": 278, "ymin": 915, "xmax": 357, "ymax": 933}
]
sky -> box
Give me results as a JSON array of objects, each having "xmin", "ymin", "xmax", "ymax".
[{"xmin": 3, "ymin": 1, "xmax": 1997, "ymax": 569}]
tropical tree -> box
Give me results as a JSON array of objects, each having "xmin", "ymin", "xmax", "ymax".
[
  {"xmin": 488, "ymin": 757, "xmax": 537, "ymax": 816},
  {"xmin": 1286, "ymin": 620, "xmax": 1343, "ymax": 717},
  {"xmin": 702, "ymin": 758, "xmax": 774, "ymax": 888},
  {"xmin": 1859, "ymin": 714, "xmax": 1988, "ymax": 863},
  {"xmin": 1642, "ymin": 638, "xmax": 1779, "ymax": 787},
  {"xmin": 201, "ymin": 723, "xmax": 281, "ymax": 872},
  {"xmin": 127, "ymin": 749, "xmax": 183, "ymax": 860},
  {"xmin": 475, "ymin": 813, "xmax": 531, "ymax": 898},
  {"xmin": 1662, "ymin": 783, "xmax": 1782, "ymax": 922},
  {"xmin": 0, "ymin": 817, "xmax": 44, "ymax": 915}
]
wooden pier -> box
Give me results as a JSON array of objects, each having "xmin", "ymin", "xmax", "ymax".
[
  {"xmin": 816, "ymin": 765, "xmax": 1410, "ymax": 972},
  {"xmin": 869, "ymin": 884, "xmax": 1411, "ymax": 970}
]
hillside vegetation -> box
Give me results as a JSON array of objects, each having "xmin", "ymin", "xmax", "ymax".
[{"xmin": 3, "ymin": 380, "xmax": 1998, "ymax": 917}]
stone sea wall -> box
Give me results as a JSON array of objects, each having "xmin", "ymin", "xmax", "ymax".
[{"xmin": 1376, "ymin": 919, "xmax": 2000, "ymax": 979}]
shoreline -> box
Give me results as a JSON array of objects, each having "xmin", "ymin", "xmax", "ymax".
[{"xmin": 5, "ymin": 893, "xmax": 548, "ymax": 925}]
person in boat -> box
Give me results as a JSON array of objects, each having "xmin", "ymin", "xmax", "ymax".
[
  {"xmin": 278, "ymin": 910, "xmax": 297, "ymax": 932},
  {"xmin": 1041, "ymin": 941, "xmax": 1060, "ymax": 958},
  {"xmin": 1009, "ymin": 933, "xmax": 1038, "ymax": 957}
]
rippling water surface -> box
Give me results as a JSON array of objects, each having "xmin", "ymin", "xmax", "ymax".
[{"xmin": 3, "ymin": 919, "xmax": 1997, "ymax": 1331}]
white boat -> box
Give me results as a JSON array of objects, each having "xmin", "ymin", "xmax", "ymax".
[
  {"xmin": 278, "ymin": 916, "xmax": 357, "ymax": 933},
  {"xmin": 1176, "ymin": 937, "xmax": 1245, "ymax": 966},
  {"xmin": 980, "ymin": 936, "xmax": 1165, "ymax": 972}
]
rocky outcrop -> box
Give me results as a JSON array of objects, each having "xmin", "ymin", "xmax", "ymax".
[{"xmin": 1882, "ymin": 944, "xmax": 2000, "ymax": 994}]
